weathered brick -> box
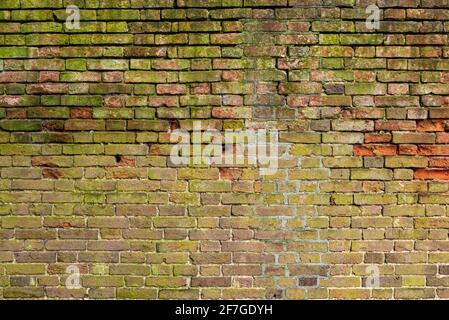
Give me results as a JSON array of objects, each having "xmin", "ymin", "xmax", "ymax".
[{"xmin": 0, "ymin": 0, "xmax": 447, "ymax": 301}]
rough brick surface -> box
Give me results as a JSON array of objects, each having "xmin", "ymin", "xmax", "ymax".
[{"xmin": 1, "ymin": 0, "xmax": 449, "ymax": 300}]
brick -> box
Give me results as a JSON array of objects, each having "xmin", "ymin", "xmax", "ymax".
[
  {"xmin": 393, "ymin": 133, "xmax": 435, "ymax": 144},
  {"xmin": 124, "ymin": 71, "xmax": 167, "ymax": 83},
  {"xmin": 346, "ymin": 83, "xmax": 387, "ymax": 95},
  {"xmin": 117, "ymin": 288, "xmax": 157, "ymax": 299}
]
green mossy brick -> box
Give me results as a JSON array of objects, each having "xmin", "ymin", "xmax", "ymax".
[
  {"xmin": 354, "ymin": 194, "xmax": 397, "ymax": 205},
  {"xmin": 82, "ymin": 276, "xmax": 124, "ymax": 288},
  {"xmin": 0, "ymin": 120, "xmax": 41, "ymax": 132},
  {"xmin": 0, "ymin": 11, "xmax": 10, "ymax": 20},
  {"xmin": 311, "ymin": 45, "xmax": 353, "ymax": 58},
  {"xmin": 2, "ymin": 0, "xmax": 449, "ymax": 300},
  {"xmin": 31, "ymin": 132, "xmax": 73, "ymax": 143},
  {"xmin": 66, "ymin": 59, "xmax": 87, "ymax": 71},
  {"xmin": 21, "ymin": 22, "xmax": 62, "ymax": 33},
  {"xmin": 214, "ymin": 58, "xmax": 249, "ymax": 70},
  {"xmin": 11, "ymin": 10, "xmax": 52, "ymax": 20},
  {"xmin": 313, "ymin": 21, "xmax": 354, "ymax": 32},
  {"xmin": 244, "ymin": 0, "xmax": 287, "ymax": 5},
  {"xmin": 157, "ymin": 107, "xmax": 190, "ymax": 119},
  {"xmin": 180, "ymin": 95, "xmax": 221, "ymax": 106},
  {"xmin": 279, "ymin": 82, "xmax": 322, "ymax": 94},
  {"xmin": 377, "ymin": 71, "xmax": 420, "ymax": 83},
  {"xmin": 69, "ymin": 127, "xmax": 94, "ymax": 141},
  {"xmin": 191, "ymin": 59, "xmax": 212, "ymax": 70},
  {"xmin": 319, "ymin": 34, "xmax": 340, "ymax": 45},
  {"xmin": 65, "ymin": 22, "xmax": 106, "ymax": 34},
  {"xmin": 212, "ymin": 107, "xmax": 252, "ymax": 119},
  {"xmin": 91, "ymin": 34, "xmax": 134, "ymax": 44},
  {"xmin": 135, "ymin": 108, "xmax": 156, "ymax": 119},
  {"xmin": 124, "ymin": 71, "xmax": 167, "ymax": 83},
  {"xmin": 246, "ymin": 70, "xmax": 285, "ymax": 81},
  {"xmin": 117, "ymin": 288, "xmax": 157, "ymax": 299},
  {"xmin": 126, "ymin": 96, "xmax": 147, "ymax": 107},
  {"xmin": 322, "ymin": 132, "xmax": 363, "ymax": 144},
  {"xmin": 134, "ymin": 34, "xmax": 155, "ymax": 45},
  {"xmin": 128, "ymin": 21, "xmax": 171, "ymax": 33},
  {"xmin": 10, "ymin": 133, "xmax": 31, "ymax": 143},
  {"xmin": 22, "ymin": 0, "xmax": 63, "ymax": 8},
  {"xmin": 152, "ymin": 59, "xmax": 190, "ymax": 70},
  {"xmin": 67, "ymin": 34, "xmax": 91, "ymax": 45},
  {"xmin": 25, "ymin": 59, "xmax": 65, "ymax": 71},
  {"xmin": 340, "ymin": 34, "xmax": 384, "ymax": 45},
  {"xmin": 53, "ymin": 8, "xmax": 97, "ymax": 21},
  {"xmin": 1, "ymin": 217, "xmax": 42, "ymax": 229},
  {"xmin": 130, "ymin": 59, "xmax": 152, "ymax": 69},
  {"xmin": 322, "ymin": 58, "xmax": 344, "ymax": 69},
  {"xmin": 345, "ymin": 83, "xmax": 386, "ymax": 95},
  {"xmin": 421, "ymin": 72, "xmax": 440, "ymax": 83},
  {"xmin": 385, "ymin": 157, "xmax": 428, "ymax": 168},
  {"xmin": 186, "ymin": 8, "xmax": 209, "ymax": 20},
  {"xmin": 94, "ymin": 132, "xmax": 135, "ymax": 143},
  {"xmin": 221, "ymin": 47, "xmax": 242, "ymax": 58},
  {"xmin": 0, "ymin": 0, "xmax": 20, "ymax": 8},
  {"xmin": 222, "ymin": 120, "xmax": 244, "ymax": 130},
  {"xmin": 98, "ymin": 0, "xmax": 131, "ymax": 8},
  {"xmin": 141, "ymin": 10, "xmax": 161, "ymax": 20},
  {"xmin": 26, "ymin": 34, "xmax": 68, "ymax": 46},
  {"xmin": 411, "ymin": 84, "xmax": 449, "ymax": 95},
  {"xmin": 107, "ymin": 22, "xmax": 128, "ymax": 33},
  {"xmin": 179, "ymin": 71, "xmax": 221, "ymax": 83},
  {"xmin": 190, "ymin": 107, "xmax": 211, "ymax": 118},
  {"xmin": 0, "ymin": 144, "xmax": 40, "ymax": 155},
  {"xmin": 212, "ymin": 82, "xmax": 253, "ymax": 94},
  {"xmin": 351, "ymin": 169, "xmax": 393, "ymax": 181},
  {"xmin": 4, "ymin": 287, "xmax": 45, "ymax": 298},
  {"xmin": 27, "ymin": 107, "xmax": 69, "ymax": 119},
  {"xmin": 4, "ymin": 34, "xmax": 25, "ymax": 45},
  {"xmin": 178, "ymin": 46, "xmax": 221, "ymax": 58},
  {"xmin": 155, "ymin": 34, "xmax": 188, "ymax": 45},
  {"xmin": 179, "ymin": 21, "xmax": 221, "ymax": 32},
  {"xmin": 61, "ymin": 96, "xmax": 103, "ymax": 106},
  {"xmin": 222, "ymin": 0, "xmax": 242, "ymax": 5},
  {"xmin": 63, "ymin": 144, "xmax": 104, "ymax": 155},
  {"xmin": 60, "ymin": 72, "xmax": 98, "ymax": 82},
  {"xmin": 178, "ymin": 0, "xmax": 221, "ymax": 7},
  {"xmin": 190, "ymin": 180, "xmax": 231, "ymax": 192},
  {"xmin": 97, "ymin": 10, "xmax": 140, "ymax": 20},
  {"xmin": 347, "ymin": 58, "xmax": 386, "ymax": 69},
  {"xmin": 210, "ymin": 8, "xmax": 251, "ymax": 19},
  {"xmin": 0, "ymin": 23, "xmax": 19, "ymax": 33},
  {"xmin": 127, "ymin": 120, "xmax": 169, "ymax": 131},
  {"xmin": 41, "ymin": 96, "xmax": 61, "ymax": 106},
  {"xmin": 161, "ymin": 9, "xmax": 187, "ymax": 19},
  {"xmin": 89, "ymin": 84, "xmax": 132, "ymax": 94},
  {"xmin": 5, "ymin": 84, "xmax": 25, "ymax": 94},
  {"xmin": 136, "ymin": 132, "xmax": 158, "ymax": 143}
]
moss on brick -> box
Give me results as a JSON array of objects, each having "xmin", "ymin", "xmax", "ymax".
[{"xmin": 0, "ymin": 0, "xmax": 447, "ymax": 301}]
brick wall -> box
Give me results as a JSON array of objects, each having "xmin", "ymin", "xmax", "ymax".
[{"xmin": 1, "ymin": 0, "xmax": 449, "ymax": 299}]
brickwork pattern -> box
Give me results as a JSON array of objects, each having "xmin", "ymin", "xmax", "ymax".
[{"xmin": 1, "ymin": 0, "xmax": 449, "ymax": 299}]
